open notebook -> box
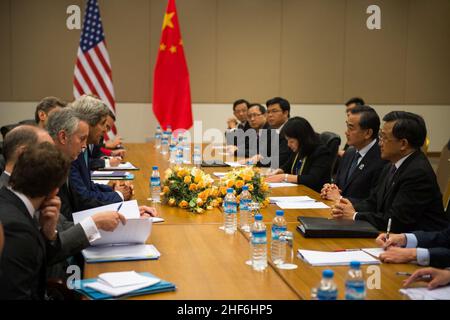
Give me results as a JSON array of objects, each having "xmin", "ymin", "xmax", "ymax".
[{"xmin": 72, "ymin": 200, "xmax": 160, "ymax": 263}]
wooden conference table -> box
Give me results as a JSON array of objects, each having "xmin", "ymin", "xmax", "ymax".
[{"xmin": 84, "ymin": 143, "xmax": 420, "ymax": 300}]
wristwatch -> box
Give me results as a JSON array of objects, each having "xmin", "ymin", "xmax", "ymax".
[{"xmin": 284, "ymin": 174, "xmax": 288, "ymax": 182}]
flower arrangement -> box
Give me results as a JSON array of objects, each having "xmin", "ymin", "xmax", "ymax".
[
  {"xmin": 161, "ymin": 166, "xmax": 222, "ymax": 213},
  {"xmin": 219, "ymin": 166, "xmax": 270, "ymax": 207}
]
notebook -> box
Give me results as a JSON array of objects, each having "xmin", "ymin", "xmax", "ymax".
[
  {"xmin": 91, "ymin": 171, "xmax": 135, "ymax": 180},
  {"xmin": 297, "ymin": 216, "xmax": 380, "ymax": 238},
  {"xmin": 297, "ymin": 249, "xmax": 381, "ymax": 266}
]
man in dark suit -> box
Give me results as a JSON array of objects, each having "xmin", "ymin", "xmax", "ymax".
[
  {"xmin": 0, "ymin": 143, "xmax": 69, "ymax": 299},
  {"xmin": 331, "ymin": 111, "xmax": 448, "ymax": 233},
  {"xmin": 34, "ymin": 96, "xmax": 67, "ymax": 129},
  {"xmin": 376, "ymin": 221, "xmax": 450, "ymax": 268},
  {"xmin": 266, "ymin": 97, "xmax": 293, "ymax": 168},
  {"xmin": 69, "ymin": 95, "xmax": 132, "ymax": 204},
  {"xmin": 225, "ymin": 99, "xmax": 251, "ymax": 151},
  {"xmin": 321, "ymin": 105, "xmax": 386, "ymax": 203}
]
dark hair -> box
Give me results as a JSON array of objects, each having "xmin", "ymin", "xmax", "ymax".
[
  {"xmin": 350, "ymin": 105, "xmax": 380, "ymax": 140},
  {"xmin": 248, "ymin": 103, "xmax": 266, "ymax": 114},
  {"xmin": 9, "ymin": 142, "xmax": 71, "ymax": 198},
  {"xmin": 107, "ymin": 109, "xmax": 116, "ymax": 122},
  {"xmin": 345, "ymin": 97, "xmax": 365, "ymax": 107},
  {"xmin": 232, "ymin": 99, "xmax": 250, "ymax": 111},
  {"xmin": 3, "ymin": 125, "xmax": 39, "ymax": 163},
  {"xmin": 266, "ymin": 97, "xmax": 290, "ymax": 117},
  {"xmin": 382, "ymin": 111, "xmax": 427, "ymax": 149},
  {"xmin": 281, "ymin": 117, "xmax": 320, "ymax": 158},
  {"xmin": 35, "ymin": 97, "xmax": 67, "ymax": 123}
]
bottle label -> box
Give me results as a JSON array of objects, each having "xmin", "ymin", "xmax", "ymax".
[
  {"xmin": 345, "ymin": 281, "xmax": 366, "ymax": 300},
  {"xmin": 271, "ymin": 225, "xmax": 287, "ymax": 240},
  {"xmin": 150, "ymin": 177, "xmax": 160, "ymax": 187},
  {"xmin": 317, "ymin": 289, "xmax": 337, "ymax": 300},
  {"xmin": 240, "ymin": 198, "xmax": 251, "ymax": 211},
  {"xmin": 224, "ymin": 201, "xmax": 237, "ymax": 214},
  {"xmin": 251, "ymin": 230, "xmax": 267, "ymax": 244}
]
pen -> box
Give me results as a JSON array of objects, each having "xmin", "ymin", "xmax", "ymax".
[
  {"xmin": 396, "ymin": 272, "xmax": 432, "ymax": 280},
  {"xmin": 386, "ymin": 218, "xmax": 392, "ymax": 240},
  {"xmin": 333, "ymin": 249, "xmax": 360, "ymax": 252},
  {"xmin": 116, "ymin": 202, "xmax": 124, "ymax": 212}
]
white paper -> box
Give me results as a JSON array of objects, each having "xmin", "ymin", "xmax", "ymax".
[
  {"xmin": 269, "ymin": 196, "xmax": 315, "ymax": 204},
  {"xmin": 92, "ymin": 171, "xmax": 114, "ymax": 175},
  {"xmin": 297, "ymin": 249, "xmax": 381, "ymax": 266},
  {"xmin": 151, "ymin": 217, "xmax": 165, "ymax": 223},
  {"xmin": 72, "ymin": 200, "xmax": 140, "ymax": 223},
  {"xmin": 224, "ymin": 161, "xmax": 245, "ymax": 167},
  {"xmin": 276, "ymin": 202, "xmax": 329, "ymax": 209},
  {"xmin": 267, "ymin": 182, "xmax": 298, "ymax": 188},
  {"xmin": 104, "ymin": 162, "xmax": 137, "ymax": 170},
  {"xmin": 400, "ymin": 286, "xmax": 450, "ymax": 300},
  {"xmin": 213, "ymin": 172, "xmax": 228, "ymax": 178},
  {"xmin": 99, "ymin": 271, "xmax": 157, "ymax": 288},
  {"xmin": 82, "ymin": 244, "xmax": 160, "ymax": 262},
  {"xmin": 93, "ymin": 180, "xmax": 110, "ymax": 185},
  {"xmin": 91, "ymin": 218, "xmax": 152, "ymax": 246},
  {"xmin": 361, "ymin": 248, "xmax": 385, "ymax": 258},
  {"xmin": 85, "ymin": 275, "xmax": 160, "ymax": 297}
]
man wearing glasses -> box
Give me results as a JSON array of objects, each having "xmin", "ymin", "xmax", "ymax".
[
  {"xmin": 331, "ymin": 111, "xmax": 448, "ymax": 233},
  {"xmin": 266, "ymin": 97, "xmax": 292, "ymax": 168}
]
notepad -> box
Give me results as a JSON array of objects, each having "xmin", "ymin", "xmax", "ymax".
[
  {"xmin": 269, "ymin": 196, "xmax": 315, "ymax": 204},
  {"xmin": 277, "ymin": 202, "xmax": 329, "ymax": 209},
  {"xmin": 297, "ymin": 249, "xmax": 381, "ymax": 266},
  {"xmin": 267, "ymin": 182, "xmax": 298, "ymax": 188},
  {"xmin": 400, "ymin": 286, "xmax": 450, "ymax": 300},
  {"xmin": 103, "ymin": 162, "xmax": 138, "ymax": 170}
]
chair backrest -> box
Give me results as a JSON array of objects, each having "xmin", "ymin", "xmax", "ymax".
[
  {"xmin": 0, "ymin": 124, "xmax": 18, "ymax": 140},
  {"xmin": 319, "ymin": 131, "xmax": 341, "ymax": 181},
  {"xmin": 435, "ymin": 139, "xmax": 450, "ymax": 208}
]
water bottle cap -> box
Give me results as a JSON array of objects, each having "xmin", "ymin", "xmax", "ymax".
[
  {"xmin": 152, "ymin": 166, "xmax": 158, "ymax": 170},
  {"xmin": 350, "ymin": 261, "xmax": 361, "ymax": 269},
  {"xmin": 323, "ymin": 270, "xmax": 334, "ymax": 278},
  {"xmin": 242, "ymin": 185, "xmax": 248, "ymax": 191},
  {"xmin": 226, "ymin": 188, "xmax": 234, "ymax": 193},
  {"xmin": 254, "ymin": 214, "xmax": 263, "ymax": 221},
  {"xmin": 276, "ymin": 210, "xmax": 284, "ymax": 216}
]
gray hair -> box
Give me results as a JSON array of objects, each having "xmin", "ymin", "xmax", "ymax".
[
  {"xmin": 46, "ymin": 108, "xmax": 81, "ymax": 139},
  {"xmin": 69, "ymin": 95, "xmax": 109, "ymax": 127}
]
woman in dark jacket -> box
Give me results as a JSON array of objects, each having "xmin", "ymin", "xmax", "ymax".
[{"xmin": 265, "ymin": 117, "xmax": 333, "ymax": 192}]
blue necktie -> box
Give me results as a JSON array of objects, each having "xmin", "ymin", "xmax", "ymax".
[{"xmin": 346, "ymin": 151, "xmax": 361, "ymax": 183}]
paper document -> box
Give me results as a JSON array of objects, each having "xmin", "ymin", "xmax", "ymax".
[
  {"xmin": 213, "ymin": 172, "xmax": 228, "ymax": 178},
  {"xmin": 73, "ymin": 200, "xmax": 140, "ymax": 223},
  {"xmin": 400, "ymin": 286, "xmax": 450, "ymax": 300},
  {"xmin": 82, "ymin": 244, "xmax": 160, "ymax": 262},
  {"xmin": 277, "ymin": 202, "xmax": 329, "ymax": 209},
  {"xmin": 361, "ymin": 248, "xmax": 385, "ymax": 258},
  {"xmin": 151, "ymin": 217, "xmax": 165, "ymax": 223},
  {"xmin": 103, "ymin": 162, "xmax": 138, "ymax": 170},
  {"xmin": 98, "ymin": 271, "xmax": 157, "ymax": 288},
  {"xmin": 93, "ymin": 180, "xmax": 110, "ymax": 185},
  {"xmin": 224, "ymin": 161, "xmax": 245, "ymax": 167},
  {"xmin": 267, "ymin": 182, "xmax": 298, "ymax": 188},
  {"xmin": 297, "ymin": 249, "xmax": 381, "ymax": 266},
  {"xmin": 269, "ymin": 196, "xmax": 315, "ymax": 204}
]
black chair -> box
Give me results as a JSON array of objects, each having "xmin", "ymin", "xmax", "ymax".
[{"xmin": 319, "ymin": 131, "xmax": 341, "ymax": 181}]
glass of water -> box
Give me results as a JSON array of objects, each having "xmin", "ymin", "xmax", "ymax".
[{"xmin": 277, "ymin": 230, "xmax": 298, "ymax": 270}]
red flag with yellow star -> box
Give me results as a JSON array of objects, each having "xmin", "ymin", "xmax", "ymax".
[{"xmin": 153, "ymin": 0, "xmax": 193, "ymax": 130}]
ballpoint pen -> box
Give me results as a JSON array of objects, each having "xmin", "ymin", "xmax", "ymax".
[
  {"xmin": 116, "ymin": 202, "xmax": 124, "ymax": 212},
  {"xmin": 396, "ymin": 271, "xmax": 432, "ymax": 280},
  {"xmin": 386, "ymin": 218, "xmax": 392, "ymax": 240}
]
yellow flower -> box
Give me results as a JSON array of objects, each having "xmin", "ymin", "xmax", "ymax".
[
  {"xmin": 261, "ymin": 183, "xmax": 269, "ymax": 192},
  {"xmin": 168, "ymin": 198, "xmax": 176, "ymax": 206},
  {"xmin": 235, "ymin": 180, "xmax": 244, "ymax": 189},
  {"xmin": 177, "ymin": 171, "xmax": 184, "ymax": 178},
  {"xmin": 189, "ymin": 183, "xmax": 197, "ymax": 191},
  {"xmin": 197, "ymin": 181, "xmax": 206, "ymax": 189},
  {"xmin": 196, "ymin": 207, "xmax": 204, "ymax": 213},
  {"xmin": 179, "ymin": 200, "xmax": 188, "ymax": 208},
  {"xmin": 242, "ymin": 174, "xmax": 252, "ymax": 182},
  {"xmin": 196, "ymin": 198, "xmax": 204, "ymax": 206},
  {"xmin": 220, "ymin": 187, "xmax": 227, "ymax": 196},
  {"xmin": 164, "ymin": 168, "xmax": 173, "ymax": 179},
  {"xmin": 206, "ymin": 206, "xmax": 213, "ymax": 210},
  {"xmin": 226, "ymin": 180, "xmax": 234, "ymax": 188},
  {"xmin": 194, "ymin": 174, "xmax": 202, "ymax": 184},
  {"xmin": 247, "ymin": 184, "xmax": 254, "ymax": 192},
  {"xmin": 162, "ymin": 186, "xmax": 170, "ymax": 194},
  {"xmin": 184, "ymin": 176, "xmax": 192, "ymax": 184}
]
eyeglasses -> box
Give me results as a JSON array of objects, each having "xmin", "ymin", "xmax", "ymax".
[
  {"xmin": 247, "ymin": 113, "xmax": 263, "ymax": 119},
  {"xmin": 267, "ymin": 109, "xmax": 283, "ymax": 115},
  {"xmin": 378, "ymin": 132, "xmax": 397, "ymax": 143}
]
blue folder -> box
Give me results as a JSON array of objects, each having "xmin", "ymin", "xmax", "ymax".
[{"xmin": 74, "ymin": 272, "xmax": 176, "ymax": 300}]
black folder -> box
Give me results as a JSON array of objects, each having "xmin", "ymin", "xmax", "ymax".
[{"xmin": 296, "ymin": 216, "xmax": 379, "ymax": 238}]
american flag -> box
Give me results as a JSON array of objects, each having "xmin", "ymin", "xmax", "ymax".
[{"xmin": 73, "ymin": 0, "xmax": 117, "ymax": 139}]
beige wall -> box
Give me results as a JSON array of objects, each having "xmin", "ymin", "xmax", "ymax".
[
  {"xmin": 0, "ymin": 0, "xmax": 450, "ymax": 104},
  {"xmin": 1, "ymin": 102, "xmax": 448, "ymax": 152}
]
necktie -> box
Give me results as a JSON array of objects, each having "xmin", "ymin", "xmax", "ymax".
[
  {"xmin": 385, "ymin": 164, "xmax": 397, "ymax": 189},
  {"xmin": 346, "ymin": 151, "xmax": 361, "ymax": 183},
  {"xmin": 83, "ymin": 149, "xmax": 89, "ymax": 168}
]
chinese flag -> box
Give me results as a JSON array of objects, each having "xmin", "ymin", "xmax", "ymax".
[{"xmin": 153, "ymin": 0, "xmax": 193, "ymax": 130}]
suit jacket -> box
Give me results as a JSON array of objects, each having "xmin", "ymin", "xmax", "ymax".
[
  {"xmin": 70, "ymin": 149, "xmax": 122, "ymax": 204},
  {"xmin": 355, "ymin": 151, "xmax": 449, "ymax": 233},
  {"xmin": 0, "ymin": 187, "xmax": 60, "ymax": 300},
  {"xmin": 280, "ymin": 144, "xmax": 333, "ymax": 192},
  {"xmin": 413, "ymin": 225, "xmax": 450, "ymax": 268},
  {"xmin": 88, "ymin": 144, "xmax": 107, "ymax": 171},
  {"xmin": 0, "ymin": 171, "xmax": 9, "ymax": 188},
  {"xmin": 237, "ymin": 123, "xmax": 272, "ymax": 161},
  {"xmin": 335, "ymin": 142, "xmax": 387, "ymax": 203}
]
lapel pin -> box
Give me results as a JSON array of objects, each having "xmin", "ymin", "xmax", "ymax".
[{"xmin": 358, "ymin": 164, "xmax": 365, "ymax": 170}]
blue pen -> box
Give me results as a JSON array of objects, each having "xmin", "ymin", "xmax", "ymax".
[{"xmin": 117, "ymin": 202, "xmax": 124, "ymax": 212}]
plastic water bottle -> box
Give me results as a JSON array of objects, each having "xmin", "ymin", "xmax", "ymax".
[
  {"xmin": 175, "ymin": 146, "xmax": 184, "ymax": 165},
  {"xmin": 239, "ymin": 186, "xmax": 252, "ymax": 232},
  {"xmin": 345, "ymin": 261, "xmax": 366, "ymax": 300},
  {"xmin": 271, "ymin": 210, "xmax": 287, "ymax": 265},
  {"xmin": 251, "ymin": 214, "xmax": 267, "ymax": 271},
  {"xmin": 223, "ymin": 188, "xmax": 237, "ymax": 234},
  {"xmin": 193, "ymin": 145, "xmax": 202, "ymax": 167},
  {"xmin": 315, "ymin": 270, "xmax": 338, "ymax": 300},
  {"xmin": 161, "ymin": 132, "xmax": 169, "ymax": 155},
  {"xmin": 150, "ymin": 166, "xmax": 161, "ymax": 203},
  {"xmin": 182, "ymin": 137, "xmax": 191, "ymax": 164},
  {"xmin": 154, "ymin": 125, "xmax": 162, "ymax": 149},
  {"xmin": 169, "ymin": 143, "xmax": 176, "ymax": 163},
  {"xmin": 166, "ymin": 125, "xmax": 172, "ymax": 142}
]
